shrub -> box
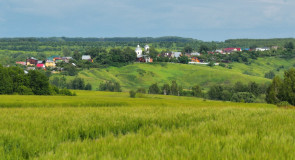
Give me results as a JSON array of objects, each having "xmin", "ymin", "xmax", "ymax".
[
  {"xmin": 17, "ymin": 85, "xmax": 33, "ymax": 95},
  {"xmin": 136, "ymin": 88, "xmax": 146, "ymax": 94},
  {"xmin": 85, "ymin": 83, "xmax": 92, "ymax": 90},
  {"xmin": 99, "ymin": 81, "xmax": 122, "ymax": 92},
  {"xmin": 231, "ymin": 92, "xmax": 256, "ymax": 103},
  {"xmin": 264, "ymin": 71, "xmax": 275, "ymax": 79},
  {"xmin": 277, "ymin": 101, "xmax": 292, "ymax": 107},
  {"xmin": 59, "ymin": 88, "xmax": 75, "ymax": 96},
  {"xmin": 129, "ymin": 90, "xmax": 136, "ymax": 98},
  {"xmin": 219, "ymin": 63, "xmax": 226, "ymax": 67}
]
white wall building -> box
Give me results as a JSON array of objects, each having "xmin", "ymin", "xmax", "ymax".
[
  {"xmin": 144, "ymin": 45, "xmax": 150, "ymax": 53},
  {"xmin": 135, "ymin": 45, "xmax": 143, "ymax": 58},
  {"xmin": 256, "ymin": 47, "xmax": 270, "ymax": 51}
]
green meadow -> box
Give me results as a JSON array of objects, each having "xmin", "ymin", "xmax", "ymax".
[
  {"xmin": 53, "ymin": 61, "xmax": 270, "ymax": 91},
  {"xmin": 49, "ymin": 57, "xmax": 295, "ymax": 91},
  {"xmin": 1, "ymin": 91, "xmax": 295, "ymax": 159}
]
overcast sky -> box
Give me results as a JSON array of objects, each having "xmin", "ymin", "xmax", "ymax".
[{"xmin": 0, "ymin": 0, "xmax": 294, "ymax": 41}]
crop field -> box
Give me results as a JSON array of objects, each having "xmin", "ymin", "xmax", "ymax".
[{"xmin": 0, "ymin": 91, "xmax": 295, "ymax": 159}]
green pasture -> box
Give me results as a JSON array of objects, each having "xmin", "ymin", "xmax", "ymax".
[
  {"xmin": 1, "ymin": 91, "xmax": 295, "ymax": 159},
  {"xmin": 56, "ymin": 62, "xmax": 271, "ymax": 91},
  {"xmin": 52, "ymin": 57, "xmax": 295, "ymax": 91},
  {"xmin": 230, "ymin": 57, "xmax": 295, "ymax": 77}
]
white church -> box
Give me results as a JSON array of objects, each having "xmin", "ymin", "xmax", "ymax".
[{"xmin": 135, "ymin": 44, "xmax": 153, "ymax": 62}]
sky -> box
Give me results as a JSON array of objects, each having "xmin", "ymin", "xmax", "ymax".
[{"xmin": 0, "ymin": 0, "xmax": 294, "ymax": 41}]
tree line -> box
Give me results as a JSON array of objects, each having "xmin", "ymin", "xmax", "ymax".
[
  {"xmin": 50, "ymin": 77, "xmax": 92, "ymax": 91},
  {"xmin": 266, "ymin": 68, "xmax": 295, "ymax": 106},
  {"xmin": 0, "ymin": 65, "xmax": 75, "ymax": 96},
  {"xmin": 126, "ymin": 81, "xmax": 268, "ymax": 103}
]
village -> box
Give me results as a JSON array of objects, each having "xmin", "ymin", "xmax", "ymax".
[{"xmin": 14, "ymin": 44, "xmax": 277, "ymax": 72}]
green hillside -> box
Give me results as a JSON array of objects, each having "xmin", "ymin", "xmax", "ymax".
[
  {"xmin": 51, "ymin": 57, "xmax": 295, "ymax": 91},
  {"xmin": 56, "ymin": 63, "xmax": 269, "ymax": 91},
  {"xmin": 230, "ymin": 57, "xmax": 295, "ymax": 77}
]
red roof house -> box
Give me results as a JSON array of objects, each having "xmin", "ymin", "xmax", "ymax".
[
  {"xmin": 36, "ymin": 64, "xmax": 45, "ymax": 69},
  {"xmin": 223, "ymin": 48, "xmax": 241, "ymax": 53}
]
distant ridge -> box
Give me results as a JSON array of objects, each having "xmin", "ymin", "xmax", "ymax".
[
  {"xmin": 0, "ymin": 37, "xmax": 295, "ymax": 47},
  {"xmin": 0, "ymin": 36, "xmax": 200, "ymax": 43}
]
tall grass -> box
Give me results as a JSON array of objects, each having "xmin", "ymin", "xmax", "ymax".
[{"xmin": 1, "ymin": 91, "xmax": 295, "ymax": 159}]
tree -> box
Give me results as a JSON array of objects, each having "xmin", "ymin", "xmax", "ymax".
[
  {"xmin": 99, "ymin": 81, "xmax": 122, "ymax": 92},
  {"xmin": 85, "ymin": 83, "xmax": 92, "ymax": 90},
  {"xmin": 192, "ymin": 85, "xmax": 202, "ymax": 97},
  {"xmin": 178, "ymin": 55, "xmax": 189, "ymax": 64},
  {"xmin": 162, "ymin": 83, "xmax": 170, "ymax": 95},
  {"xmin": 129, "ymin": 90, "xmax": 136, "ymax": 98},
  {"xmin": 248, "ymin": 81, "xmax": 260, "ymax": 96},
  {"xmin": 123, "ymin": 47, "xmax": 137, "ymax": 62},
  {"xmin": 70, "ymin": 77, "xmax": 85, "ymax": 90},
  {"xmin": 136, "ymin": 88, "xmax": 146, "ymax": 94},
  {"xmin": 27, "ymin": 70, "xmax": 50, "ymax": 95},
  {"xmin": 148, "ymin": 46, "xmax": 159, "ymax": 59},
  {"xmin": 265, "ymin": 76, "xmax": 282, "ymax": 104},
  {"xmin": 198, "ymin": 44, "xmax": 209, "ymax": 53},
  {"xmin": 183, "ymin": 46, "xmax": 193, "ymax": 53},
  {"xmin": 284, "ymin": 42, "xmax": 294, "ymax": 51},
  {"xmin": 148, "ymin": 83, "xmax": 160, "ymax": 94},
  {"xmin": 170, "ymin": 81, "xmax": 179, "ymax": 96},
  {"xmin": 64, "ymin": 65, "xmax": 77, "ymax": 76},
  {"xmin": 264, "ymin": 71, "xmax": 275, "ymax": 79},
  {"xmin": 208, "ymin": 85, "xmax": 223, "ymax": 100},
  {"xmin": 62, "ymin": 48, "xmax": 72, "ymax": 57},
  {"xmin": 233, "ymin": 81, "xmax": 247, "ymax": 93},
  {"xmin": 73, "ymin": 50, "xmax": 81, "ymax": 61},
  {"xmin": 281, "ymin": 68, "xmax": 295, "ymax": 105},
  {"xmin": 0, "ymin": 66, "xmax": 13, "ymax": 94}
]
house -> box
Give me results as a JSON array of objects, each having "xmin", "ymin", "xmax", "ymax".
[
  {"xmin": 45, "ymin": 60, "xmax": 56, "ymax": 68},
  {"xmin": 191, "ymin": 52, "xmax": 200, "ymax": 56},
  {"xmin": 160, "ymin": 52, "xmax": 173, "ymax": 58},
  {"xmin": 36, "ymin": 64, "xmax": 45, "ymax": 69},
  {"xmin": 54, "ymin": 57, "xmax": 63, "ymax": 63},
  {"xmin": 172, "ymin": 52, "xmax": 182, "ymax": 58},
  {"xmin": 191, "ymin": 57, "xmax": 200, "ymax": 62},
  {"xmin": 185, "ymin": 53, "xmax": 192, "ymax": 58},
  {"xmin": 143, "ymin": 55, "xmax": 153, "ymax": 63},
  {"xmin": 27, "ymin": 67, "xmax": 35, "ymax": 70},
  {"xmin": 48, "ymin": 55, "xmax": 60, "ymax": 61},
  {"xmin": 223, "ymin": 48, "xmax": 242, "ymax": 53},
  {"xmin": 82, "ymin": 55, "xmax": 93, "ymax": 62},
  {"xmin": 256, "ymin": 47, "xmax": 270, "ymax": 51},
  {"xmin": 136, "ymin": 45, "xmax": 152, "ymax": 63},
  {"xmin": 16, "ymin": 61, "xmax": 26, "ymax": 65},
  {"xmin": 26, "ymin": 57, "xmax": 38, "ymax": 66},
  {"xmin": 62, "ymin": 57, "xmax": 72, "ymax": 63},
  {"xmin": 215, "ymin": 50, "xmax": 223, "ymax": 54},
  {"xmin": 272, "ymin": 46, "xmax": 279, "ymax": 50}
]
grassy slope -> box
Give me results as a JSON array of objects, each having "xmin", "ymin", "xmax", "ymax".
[
  {"xmin": 2, "ymin": 91, "xmax": 295, "ymax": 159},
  {"xmin": 230, "ymin": 57, "xmax": 295, "ymax": 77},
  {"xmin": 66, "ymin": 57, "xmax": 295, "ymax": 91},
  {"xmin": 68, "ymin": 62, "xmax": 270, "ymax": 91}
]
